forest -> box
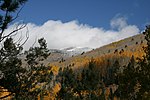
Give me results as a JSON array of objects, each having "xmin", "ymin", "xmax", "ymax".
[{"xmin": 0, "ymin": 0, "xmax": 150, "ymax": 100}]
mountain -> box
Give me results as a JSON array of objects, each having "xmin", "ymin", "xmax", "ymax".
[
  {"xmin": 44, "ymin": 47, "xmax": 92, "ymax": 63},
  {"xmin": 47, "ymin": 33, "xmax": 146, "ymax": 68}
]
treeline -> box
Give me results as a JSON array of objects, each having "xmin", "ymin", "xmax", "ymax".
[{"xmin": 55, "ymin": 26, "xmax": 150, "ymax": 100}]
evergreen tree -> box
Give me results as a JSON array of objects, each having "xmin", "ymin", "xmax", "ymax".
[
  {"xmin": 115, "ymin": 56, "xmax": 137, "ymax": 99},
  {"xmin": 56, "ymin": 59, "xmax": 105, "ymax": 100},
  {"xmin": 0, "ymin": 1, "xmax": 54, "ymax": 99},
  {"xmin": 56, "ymin": 67, "xmax": 76, "ymax": 99},
  {"xmin": 115, "ymin": 25, "xmax": 150, "ymax": 99},
  {"xmin": 106, "ymin": 60, "xmax": 120, "ymax": 85},
  {"xmin": 137, "ymin": 25, "xmax": 150, "ymax": 99}
]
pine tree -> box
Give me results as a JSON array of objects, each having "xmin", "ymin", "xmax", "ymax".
[
  {"xmin": 115, "ymin": 25, "xmax": 150, "ymax": 99},
  {"xmin": 0, "ymin": 1, "xmax": 54, "ymax": 99},
  {"xmin": 76, "ymin": 59, "xmax": 104, "ymax": 99},
  {"xmin": 137, "ymin": 25, "xmax": 150, "ymax": 99},
  {"xmin": 56, "ymin": 59, "xmax": 106, "ymax": 99},
  {"xmin": 106, "ymin": 60, "xmax": 120, "ymax": 85},
  {"xmin": 56, "ymin": 67, "xmax": 76, "ymax": 99},
  {"xmin": 116, "ymin": 56, "xmax": 137, "ymax": 99}
]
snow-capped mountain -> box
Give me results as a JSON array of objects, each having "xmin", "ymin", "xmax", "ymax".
[{"xmin": 62, "ymin": 47, "xmax": 93, "ymax": 56}]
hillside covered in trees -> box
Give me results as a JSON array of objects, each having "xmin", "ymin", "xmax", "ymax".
[{"xmin": 0, "ymin": 0, "xmax": 150, "ymax": 100}]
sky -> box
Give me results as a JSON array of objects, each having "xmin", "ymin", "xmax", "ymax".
[
  {"xmin": 18, "ymin": 0, "xmax": 150, "ymax": 29},
  {"xmin": 6, "ymin": 0, "xmax": 150, "ymax": 49}
]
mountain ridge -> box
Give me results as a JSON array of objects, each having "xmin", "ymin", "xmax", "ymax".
[{"xmin": 47, "ymin": 33, "xmax": 146, "ymax": 69}]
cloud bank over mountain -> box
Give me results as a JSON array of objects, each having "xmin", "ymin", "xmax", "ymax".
[{"xmin": 5, "ymin": 17, "xmax": 140, "ymax": 50}]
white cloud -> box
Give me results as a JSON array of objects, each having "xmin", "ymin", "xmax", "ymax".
[
  {"xmin": 110, "ymin": 16, "xmax": 128, "ymax": 30},
  {"xmin": 5, "ymin": 17, "xmax": 140, "ymax": 50}
]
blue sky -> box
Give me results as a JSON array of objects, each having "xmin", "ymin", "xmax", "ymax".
[
  {"xmin": 7, "ymin": 0, "xmax": 150, "ymax": 49},
  {"xmin": 18, "ymin": 0, "xmax": 150, "ymax": 30}
]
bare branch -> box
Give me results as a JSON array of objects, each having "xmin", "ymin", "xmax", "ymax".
[
  {"xmin": 11, "ymin": 4, "xmax": 25, "ymax": 22},
  {"xmin": 0, "ymin": 10, "xmax": 9, "ymax": 38},
  {"xmin": 14, "ymin": 31, "xmax": 23, "ymax": 44},
  {"xmin": 0, "ymin": 24, "xmax": 26, "ymax": 42},
  {"xmin": 19, "ymin": 27, "xmax": 29, "ymax": 47},
  {"xmin": 0, "ymin": 3, "xmax": 26, "ymax": 40},
  {"xmin": 10, "ymin": 23, "xmax": 22, "ymax": 37},
  {"xmin": 31, "ymin": 36, "xmax": 37, "ymax": 48}
]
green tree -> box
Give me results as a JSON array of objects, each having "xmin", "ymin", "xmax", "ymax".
[
  {"xmin": 137, "ymin": 25, "xmax": 150, "ymax": 99},
  {"xmin": 115, "ymin": 25, "xmax": 150, "ymax": 99},
  {"xmin": 56, "ymin": 59, "xmax": 106, "ymax": 100},
  {"xmin": 0, "ymin": 0, "xmax": 27, "ymax": 99},
  {"xmin": 0, "ymin": 0, "xmax": 27, "ymax": 39},
  {"xmin": 115, "ymin": 56, "xmax": 138, "ymax": 99},
  {"xmin": 106, "ymin": 60, "xmax": 120, "ymax": 85},
  {"xmin": 56, "ymin": 67, "xmax": 76, "ymax": 99},
  {"xmin": 0, "ymin": 0, "xmax": 54, "ymax": 99}
]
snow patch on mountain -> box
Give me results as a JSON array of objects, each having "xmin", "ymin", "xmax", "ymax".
[{"xmin": 62, "ymin": 47, "xmax": 92, "ymax": 56}]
